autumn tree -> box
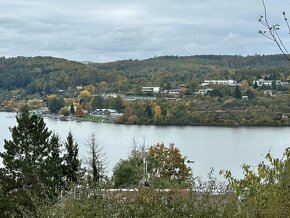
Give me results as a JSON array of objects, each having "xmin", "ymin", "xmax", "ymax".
[
  {"xmin": 96, "ymin": 81, "xmax": 109, "ymax": 93},
  {"xmin": 75, "ymin": 105, "xmax": 84, "ymax": 117},
  {"xmin": 112, "ymin": 143, "xmax": 192, "ymax": 188},
  {"xmin": 148, "ymin": 143, "xmax": 192, "ymax": 186},
  {"xmin": 240, "ymin": 80, "xmax": 249, "ymax": 90},
  {"xmin": 85, "ymin": 84, "xmax": 96, "ymax": 94},
  {"xmin": 79, "ymin": 89, "xmax": 91, "ymax": 98},
  {"xmin": 153, "ymin": 104, "xmax": 162, "ymax": 123},
  {"xmin": 59, "ymin": 107, "xmax": 70, "ymax": 116}
]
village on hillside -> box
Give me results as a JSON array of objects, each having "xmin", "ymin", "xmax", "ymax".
[{"xmin": 1, "ymin": 74, "xmax": 290, "ymax": 126}]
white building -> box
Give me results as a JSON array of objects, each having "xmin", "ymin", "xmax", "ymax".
[
  {"xmin": 253, "ymin": 79, "xmax": 272, "ymax": 87},
  {"xmin": 253, "ymin": 79, "xmax": 289, "ymax": 87},
  {"xmin": 200, "ymin": 80, "xmax": 239, "ymax": 87},
  {"xmin": 168, "ymin": 89, "xmax": 180, "ymax": 95},
  {"xmin": 141, "ymin": 87, "xmax": 160, "ymax": 93}
]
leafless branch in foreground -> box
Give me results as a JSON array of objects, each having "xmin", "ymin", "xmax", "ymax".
[{"xmin": 258, "ymin": 0, "xmax": 290, "ymax": 61}]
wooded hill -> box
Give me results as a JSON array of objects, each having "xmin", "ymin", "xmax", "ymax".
[{"xmin": 0, "ymin": 55, "xmax": 289, "ymax": 94}]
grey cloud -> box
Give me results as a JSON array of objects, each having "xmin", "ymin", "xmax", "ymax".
[{"xmin": 0, "ymin": 0, "xmax": 289, "ymax": 62}]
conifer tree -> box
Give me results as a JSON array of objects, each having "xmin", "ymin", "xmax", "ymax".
[
  {"xmin": 234, "ymin": 86, "xmax": 242, "ymax": 99},
  {"xmin": 43, "ymin": 134, "xmax": 64, "ymax": 195},
  {"xmin": 70, "ymin": 102, "xmax": 75, "ymax": 114},
  {"xmin": 63, "ymin": 132, "xmax": 81, "ymax": 183},
  {"xmin": 0, "ymin": 112, "xmax": 53, "ymax": 215}
]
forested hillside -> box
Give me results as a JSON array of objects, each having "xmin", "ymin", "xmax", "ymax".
[
  {"xmin": 0, "ymin": 56, "xmax": 124, "ymax": 94},
  {"xmin": 0, "ymin": 55, "xmax": 289, "ymax": 95}
]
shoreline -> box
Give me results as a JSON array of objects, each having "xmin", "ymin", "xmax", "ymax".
[{"xmin": 2, "ymin": 111, "xmax": 290, "ymax": 128}]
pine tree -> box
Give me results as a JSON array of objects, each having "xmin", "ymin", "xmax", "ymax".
[
  {"xmin": 43, "ymin": 134, "xmax": 64, "ymax": 196},
  {"xmin": 0, "ymin": 112, "xmax": 53, "ymax": 215},
  {"xmin": 234, "ymin": 86, "xmax": 242, "ymax": 99},
  {"xmin": 145, "ymin": 104, "xmax": 153, "ymax": 118},
  {"xmin": 70, "ymin": 102, "xmax": 75, "ymax": 114},
  {"xmin": 63, "ymin": 132, "xmax": 81, "ymax": 184}
]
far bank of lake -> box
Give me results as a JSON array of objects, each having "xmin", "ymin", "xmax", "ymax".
[{"xmin": 1, "ymin": 112, "xmax": 290, "ymax": 180}]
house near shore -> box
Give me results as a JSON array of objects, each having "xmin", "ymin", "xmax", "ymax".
[
  {"xmin": 91, "ymin": 109, "xmax": 124, "ymax": 117},
  {"xmin": 90, "ymin": 109, "xmax": 118, "ymax": 116}
]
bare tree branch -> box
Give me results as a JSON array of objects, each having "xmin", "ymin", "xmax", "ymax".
[
  {"xmin": 283, "ymin": 11, "xmax": 290, "ymax": 34},
  {"xmin": 259, "ymin": 0, "xmax": 290, "ymax": 61}
]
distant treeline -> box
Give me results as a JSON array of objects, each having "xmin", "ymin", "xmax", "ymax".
[{"xmin": 0, "ymin": 55, "xmax": 289, "ymax": 94}]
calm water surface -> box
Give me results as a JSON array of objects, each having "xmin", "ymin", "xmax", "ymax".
[{"xmin": 1, "ymin": 112, "xmax": 290, "ymax": 180}]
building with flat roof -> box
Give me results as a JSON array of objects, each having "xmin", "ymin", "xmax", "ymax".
[
  {"xmin": 200, "ymin": 80, "xmax": 239, "ymax": 87},
  {"xmin": 141, "ymin": 87, "xmax": 160, "ymax": 93}
]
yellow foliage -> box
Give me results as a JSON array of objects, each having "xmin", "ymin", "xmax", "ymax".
[
  {"xmin": 148, "ymin": 143, "xmax": 192, "ymax": 182},
  {"xmin": 240, "ymin": 80, "xmax": 249, "ymax": 90},
  {"xmin": 75, "ymin": 105, "xmax": 84, "ymax": 117},
  {"xmin": 115, "ymin": 115, "xmax": 124, "ymax": 124},
  {"xmin": 128, "ymin": 115, "xmax": 138, "ymax": 124},
  {"xmin": 154, "ymin": 105, "xmax": 161, "ymax": 118},
  {"xmin": 59, "ymin": 107, "xmax": 70, "ymax": 116},
  {"xmin": 97, "ymin": 81, "xmax": 109, "ymax": 91},
  {"xmin": 47, "ymin": 94, "xmax": 57, "ymax": 100},
  {"xmin": 122, "ymin": 99, "xmax": 130, "ymax": 108},
  {"xmin": 3, "ymin": 99, "xmax": 17, "ymax": 108},
  {"xmin": 64, "ymin": 98, "xmax": 74, "ymax": 105},
  {"xmin": 84, "ymin": 101, "xmax": 92, "ymax": 111},
  {"xmin": 79, "ymin": 90, "xmax": 91, "ymax": 98},
  {"xmin": 85, "ymin": 84, "xmax": 96, "ymax": 93},
  {"xmin": 27, "ymin": 99, "xmax": 43, "ymax": 109}
]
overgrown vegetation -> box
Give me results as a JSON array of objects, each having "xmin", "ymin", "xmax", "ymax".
[{"xmin": 1, "ymin": 113, "xmax": 290, "ymax": 217}]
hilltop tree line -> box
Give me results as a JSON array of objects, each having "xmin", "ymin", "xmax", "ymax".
[{"xmin": 0, "ymin": 55, "xmax": 289, "ymax": 96}]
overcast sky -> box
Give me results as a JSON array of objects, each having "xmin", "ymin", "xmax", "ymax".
[{"xmin": 0, "ymin": 0, "xmax": 289, "ymax": 62}]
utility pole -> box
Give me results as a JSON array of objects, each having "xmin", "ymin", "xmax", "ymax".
[{"xmin": 142, "ymin": 138, "xmax": 149, "ymax": 186}]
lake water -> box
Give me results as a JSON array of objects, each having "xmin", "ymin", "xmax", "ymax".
[{"xmin": 1, "ymin": 112, "xmax": 290, "ymax": 181}]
